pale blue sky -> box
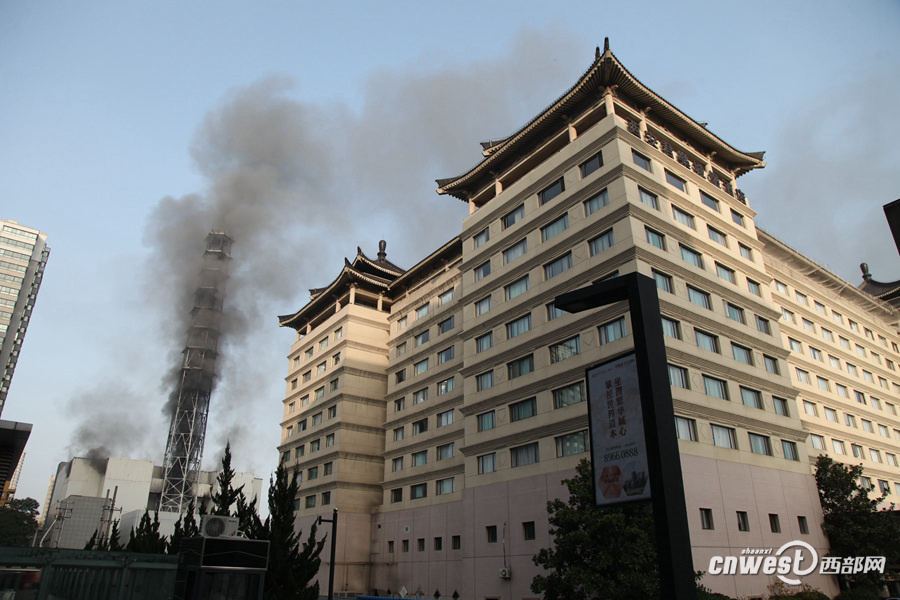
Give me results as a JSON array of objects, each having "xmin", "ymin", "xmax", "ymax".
[{"xmin": 2, "ymin": 1, "xmax": 899, "ymax": 511}]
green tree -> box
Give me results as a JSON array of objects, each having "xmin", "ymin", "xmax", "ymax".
[
  {"xmin": 814, "ymin": 455, "xmax": 900, "ymax": 588},
  {"xmin": 209, "ymin": 442, "xmax": 244, "ymax": 516},
  {"xmin": 167, "ymin": 498, "xmax": 200, "ymax": 554},
  {"xmin": 125, "ymin": 510, "xmax": 168, "ymax": 554},
  {"xmin": 262, "ymin": 462, "xmax": 326, "ymax": 600},
  {"xmin": 0, "ymin": 497, "xmax": 40, "ymax": 547},
  {"xmin": 108, "ymin": 520, "xmax": 123, "ymax": 551},
  {"xmin": 531, "ymin": 459, "xmax": 661, "ymax": 600}
]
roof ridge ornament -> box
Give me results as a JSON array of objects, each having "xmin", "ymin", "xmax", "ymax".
[
  {"xmin": 861, "ymin": 262, "xmax": 872, "ymax": 281},
  {"xmin": 378, "ymin": 240, "xmax": 387, "ymax": 261}
]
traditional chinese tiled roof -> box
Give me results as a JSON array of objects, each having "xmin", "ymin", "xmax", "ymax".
[
  {"xmin": 278, "ymin": 241, "xmax": 405, "ymax": 330},
  {"xmin": 858, "ymin": 263, "xmax": 900, "ymax": 309},
  {"xmin": 437, "ymin": 39, "xmax": 765, "ymax": 201}
]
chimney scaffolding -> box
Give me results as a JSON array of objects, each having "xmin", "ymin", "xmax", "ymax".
[{"xmin": 160, "ymin": 231, "xmax": 232, "ymax": 513}]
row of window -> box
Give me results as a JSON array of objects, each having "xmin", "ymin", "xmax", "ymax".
[
  {"xmin": 290, "ymin": 352, "xmax": 341, "ymax": 390},
  {"xmin": 386, "ymin": 534, "xmax": 464, "ymax": 554},
  {"xmin": 697, "ymin": 508, "xmax": 810, "ymax": 535},
  {"xmin": 390, "ymin": 441, "xmax": 457, "ymax": 471},
  {"xmin": 390, "ymin": 476, "xmax": 457, "ymax": 502},
  {"xmin": 293, "ymin": 326, "xmax": 344, "ymax": 367},
  {"xmin": 391, "ymin": 408, "xmax": 455, "ymax": 440},
  {"xmin": 286, "ymin": 378, "xmax": 340, "ymax": 420},
  {"xmin": 285, "ymin": 403, "xmax": 338, "ymax": 437},
  {"xmin": 788, "ymin": 335, "xmax": 900, "ymax": 391},
  {"xmin": 809, "ymin": 433, "xmax": 900, "ymax": 468},
  {"xmin": 802, "ymin": 400, "xmax": 900, "ymax": 440},
  {"xmin": 296, "ymin": 490, "xmax": 332, "ymax": 510},
  {"xmin": 774, "ymin": 278, "xmax": 899, "ymax": 355},
  {"xmin": 784, "ymin": 310, "xmax": 896, "ymax": 371},
  {"xmin": 675, "ymin": 416, "xmax": 798, "ymax": 460},
  {"xmin": 476, "ymin": 431, "xmax": 589, "ymax": 476},
  {"xmin": 793, "ymin": 367, "xmax": 897, "ymax": 413},
  {"xmin": 394, "ymin": 288, "xmax": 456, "ymax": 334},
  {"xmin": 282, "ymin": 429, "xmax": 337, "ymax": 457}
]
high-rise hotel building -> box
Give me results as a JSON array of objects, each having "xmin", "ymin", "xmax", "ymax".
[{"xmin": 276, "ymin": 44, "xmax": 898, "ymax": 599}]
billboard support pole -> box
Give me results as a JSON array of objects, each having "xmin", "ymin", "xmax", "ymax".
[{"xmin": 555, "ymin": 272, "xmax": 695, "ymax": 600}]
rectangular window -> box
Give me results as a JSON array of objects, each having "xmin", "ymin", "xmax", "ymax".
[
  {"xmin": 392, "ymin": 457, "xmax": 404, "ymax": 472},
  {"xmin": 789, "ymin": 338, "xmax": 802, "ymax": 352},
  {"xmin": 506, "ymin": 314, "xmax": 532, "ymax": 338},
  {"xmin": 415, "ymin": 331, "xmax": 430, "ymax": 346},
  {"xmin": 645, "ymin": 227, "xmax": 665, "ymax": 249},
  {"xmin": 437, "ymin": 409, "xmax": 454, "ymax": 427},
  {"xmin": 700, "ymin": 508, "xmax": 715, "ymax": 530},
  {"xmin": 666, "ymin": 170, "xmax": 686, "ymax": 192},
  {"xmin": 716, "ymin": 263, "xmax": 736, "ymax": 284},
  {"xmin": 437, "ymin": 377, "xmax": 454, "ymax": 395},
  {"xmin": 632, "ymin": 149, "xmax": 651, "ymax": 171},
  {"xmin": 711, "ymin": 424, "xmax": 737, "ymax": 449},
  {"xmin": 550, "ymin": 336, "xmax": 581, "ymax": 363},
  {"xmin": 416, "ymin": 304, "xmax": 430, "ymax": 319},
  {"xmin": 306, "ymin": 495, "xmax": 316, "ymax": 509},
  {"xmin": 653, "ymin": 270, "xmax": 673, "ymax": 294},
  {"xmin": 503, "ymin": 204, "xmax": 525, "ymax": 229},
  {"xmin": 478, "ymin": 453, "xmax": 496, "ymax": 474},
  {"xmin": 477, "ymin": 411, "xmax": 495, "ymax": 432},
  {"xmin": 769, "ymin": 514, "xmax": 781, "ymax": 533},
  {"xmin": 825, "ymin": 407, "xmax": 838, "ymax": 422},
  {"xmin": 810, "ymin": 435, "xmax": 825, "ymax": 450},
  {"xmin": 410, "ymin": 483, "xmax": 427, "ymax": 499},
  {"xmin": 660, "ymin": 317, "xmax": 680, "ymax": 340},
  {"xmin": 739, "ymin": 243, "xmax": 753, "ymax": 260},
  {"xmin": 319, "ymin": 338, "xmax": 329, "ymax": 350},
  {"xmin": 732, "ymin": 343, "xmax": 753, "ymax": 365},
  {"xmin": 503, "ymin": 238, "xmax": 528, "ymax": 264},
  {"xmin": 748, "ymin": 433, "xmax": 772, "ymax": 455},
  {"xmin": 553, "ymin": 382, "xmax": 586, "ymax": 408},
  {"xmin": 476, "ymin": 332, "xmax": 493, "ymax": 353},
  {"xmin": 748, "ymin": 279, "xmax": 762, "ymax": 296},
  {"xmin": 437, "ymin": 443, "xmax": 455, "ymax": 461},
  {"xmin": 672, "ymin": 206, "xmax": 695, "ymax": 229},
  {"xmin": 396, "ymin": 342, "xmax": 407, "ymax": 357},
  {"xmin": 509, "ymin": 398, "xmax": 537, "ymax": 422},
  {"xmin": 731, "ymin": 209, "xmax": 745, "ymax": 227},
  {"xmin": 547, "ymin": 302, "xmax": 565, "ymax": 321},
  {"xmin": 511, "ymin": 442, "xmax": 540, "ymax": 467},
  {"xmin": 774, "ymin": 397, "xmax": 789, "ymax": 416},
  {"xmin": 523, "ymin": 521, "xmax": 537, "ymax": 541},
  {"xmin": 476, "ymin": 371, "xmax": 494, "ymax": 391},
  {"xmin": 584, "ymin": 189, "xmax": 609, "ymax": 215},
  {"xmin": 832, "ymin": 439, "xmax": 846, "ymax": 455},
  {"xmin": 308, "ymin": 466, "xmax": 318, "ymax": 480},
  {"xmin": 680, "ymin": 244, "xmax": 703, "ymax": 268},
  {"xmin": 544, "ymin": 253, "xmax": 573, "ymax": 279},
  {"xmin": 486, "ymin": 525, "xmax": 498, "ymax": 543},
  {"xmin": 798, "ymin": 516, "xmax": 809, "ymax": 534},
  {"xmin": 638, "ymin": 187, "xmax": 659, "ymax": 209},
  {"xmin": 398, "ymin": 316, "xmax": 408, "ymax": 331},
  {"xmin": 539, "ymin": 178, "xmax": 565, "ymax": 205},
  {"xmin": 741, "ymin": 387, "xmax": 762, "ymax": 409},
  {"xmin": 708, "ymin": 226, "xmax": 727, "ymax": 246},
  {"xmin": 795, "ymin": 368, "xmax": 811, "ymax": 384},
  {"xmin": 474, "ymin": 227, "xmax": 489, "ymax": 248},
  {"xmin": 317, "ymin": 362, "xmax": 327, "ymax": 374},
  {"xmin": 599, "ymin": 316, "xmax": 628, "ymax": 344},
  {"xmin": 687, "ymin": 286, "xmax": 711, "ymax": 309},
  {"xmin": 782, "ymin": 440, "xmax": 799, "ymax": 461},
  {"xmin": 315, "ymin": 387, "xmax": 325, "ymax": 400},
  {"xmin": 438, "ymin": 346, "xmax": 454, "ymax": 364},
  {"xmin": 439, "ymin": 316, "xmax": 454, "ymax": 334},
  {"xmin": 675, "ymin": 416, "xmax": 698, "ymax": 441},
  {"xmin": 737, "ymin": 511, "xmax": 750, "ymax": 531},
  {"xmin": 390, "ymin": 489, "xmax": 402, "ymax": 503},
  {"xmin": 541, "ymin": 214, "xmax": 569, "ymax": 241},
  {"xmin": 695, "ymin": 329, "xmax": 719, "ymax": 353},
  {"xmin": 475, "ymin": 296, "xmax": 491, "ymax": 316},
  {"xmin": 851, "ymin": 444, "xmax": 863, "ymax": 458},
  {"xmin": 505, "ymin": 276, "xmax": 529, "ymax": 300},
  {"xmin": 325, "ymin": 433, "xmax": 335, "ymax": 447},
  {"xmin": 508, "ymin": 355, "xmax": 535, "ymax": 379},
  {"xmin": 580, "ymin": 152, "xmax": 603, "ymax": 177},
  {"xmin": 412, "ymin": 419, "xmax": 428, "ymax": 435},
  {"xmin": 703, "ymin": 375, "xmax": 728, "ymax": 400},
  {"xmin": 413, "ymin": 388, "xmax": 428, "ymax": 404},
  {"xmin": 414, "ymin": 359, "xmax": 428, "ymax": 375},
  {"xmin": 589, "ymin": 229, "xmax": 615, "ymax": 256},
  {"xmin": 555, "ymin": 431, "xmax": 588, "ymax": 456},
  {"xmin": 439, "ymin": 289, "xmax": 454, "ymax": 305},
  {"xmin": 436, "ymin": 478, "xmax": 455, "ymax": 495},
  {"xmin": 669, "ymin": 365, "xmax": 689, "ymax": 389},
  {"xmin": 817, "ymin": 376, "xmax": 830, "ymax": 391},
  {"xmin": 725, "ymin": 303, "xmax": 744, "ymax": 324},
  {"xmin": 412, "ymin": 450, "xmax": 427, "ymax": 466},
  {"xmin": 474, "ymin": 261, "xmax": 491, "ymax": 281}
]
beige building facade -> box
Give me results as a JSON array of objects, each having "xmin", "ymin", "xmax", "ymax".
[{"xmin": 277, "ymin": 44, "xmax": 899, "ymax": 599}]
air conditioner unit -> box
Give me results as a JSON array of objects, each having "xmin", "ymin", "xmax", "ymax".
[
  {"xmin": 200, "ymin": 515, "xmax": 239, "ymax": 538},
  {"xmin": 499, "ymin": 567, "xmax": 512, "ymax": 579}
]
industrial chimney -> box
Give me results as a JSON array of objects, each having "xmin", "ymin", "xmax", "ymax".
[{"xmin": 159, "ymin": 231, "xmax": 233, "ymax": 513}]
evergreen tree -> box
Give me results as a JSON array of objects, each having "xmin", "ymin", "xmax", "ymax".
[
  {"xmin": 263, "ymin": 462, "xmax": 326, "ymax": 600},
  {"xmin": 531, "ymin": 459, "xmax": 661, "ymax": 600},
  {"xmin": 814, "ymin": 455, "xmax": 900, "ymax": 588},
  {"xmin": 125, "ymin": 510, "xmax": 167, "ymax": 554},
  {"xmin": 108, "ymin": 520, "xmax": 123, "ymax": 551},
  {"xmin": 236, "ymin": 489, "xmax": 264, "ymax": 539},
  {"xmin": 0, "ymin": 497, "xmax": 40, "ymax": 547},
  {"xmin": 210, "ymin": 441, "xmax": 244, "ymax": 516},
  {"xmin": 167, "ymin": 498, "xmax": 200, "ymax": 555}
]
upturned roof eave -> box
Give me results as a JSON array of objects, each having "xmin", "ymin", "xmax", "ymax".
[{"xmin": 436, "ymin": 43, "xmax": 765, "ymax": 201}]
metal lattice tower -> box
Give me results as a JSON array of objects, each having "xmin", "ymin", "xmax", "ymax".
[{"xmin": 159, "ymin": 231, "xmax": 232, "ymax": 513}]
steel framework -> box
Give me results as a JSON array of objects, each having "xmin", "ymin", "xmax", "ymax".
[{"xmin": 160, "ymin": 231, "xmax": 232, "ymax": 513}]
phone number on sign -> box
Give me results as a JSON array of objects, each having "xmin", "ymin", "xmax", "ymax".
[{"xmin": 604, "ymin": 447, "xmax": 639, "ymax": 462}]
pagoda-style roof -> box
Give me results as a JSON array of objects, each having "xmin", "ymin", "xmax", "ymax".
[
  {"xmin": 278, "ymin": 241, "xmax": 405, "ymax": 331},
  {"xmin": 437, "ymin": 39, "xmax": 765, "ymax": 201},
  {"xmin": 858, "ymin": 263, "xmax": 900, "ymax": 309}
]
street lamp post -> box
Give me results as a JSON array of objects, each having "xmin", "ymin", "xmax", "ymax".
[{"xmin": 317, "ymin": 508, "xmax": 338, "ymax": 600}]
